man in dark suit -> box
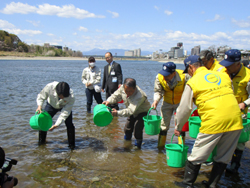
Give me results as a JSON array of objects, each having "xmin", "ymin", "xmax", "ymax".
[{"xmin": 102, "ymin": 52, "xmax": 123, "ymax": 110}]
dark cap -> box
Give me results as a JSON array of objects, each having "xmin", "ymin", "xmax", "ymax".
[
  {"xmin": 183, "ymin": 55, "xmax": 201, "ymax": 73},
  {"xmin": 158, "ymin": 62, "xmax": 176, "ymax": 76},
  {"xmin": 219, "ymin": 49, "xmax": 241, "ymax": 67}
]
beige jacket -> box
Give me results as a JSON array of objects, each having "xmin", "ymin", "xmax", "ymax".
[
  {"xmin": 107, "ymin": 85, "xmax": 151, "ymax": 117},
  {"xmin": 81, "ymin": 66, "xmax": 102, "ymax": 90},
  {"xmin": 37, "ymin": 81, "xmax": 75, "ymax": 126},
  {"xmin": 153, "ymin": 72, "xmax": 190, "ymax": 102}
]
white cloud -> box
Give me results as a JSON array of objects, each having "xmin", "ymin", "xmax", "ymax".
[
  {"xmin": 26, "ymin": 20, "xmax": 40, "ymax": 27},
  {"xmin": 164, "ymin": 10, "xmax": 173, "ymax": 15},
  {"xmin": 0, "ymin": 19, "xmax": 15, "ymax": 29},
  {"xmin": 232, "ymin": 18, "xmax": 250, "ymax": 28},
  {"xmin": 107, "ymin": 10, "xmax": 119, "ymax": 18},
  {"xmin": 79, "ymin": 26, "xmax": 88, "ymax": 32},
  {"xmin": 73, "ymin": 32, "xmax": 77, "ymax": 35},
  {"xmin": 5, "ymin": 28, "xmax": 42, "ymax": 36},
  {"xmin": 154, "ymin": 6, "xmax": 159, "ymax": 10},
  {"xmin": 206, "ymin": 14, "xmax": 224, "ymax": 22},
  {"xmin": 0, "ymin": 2, "xmax": 37, "ymax": 14},
  {"xmin": 47, "ymin": 33, "xmax": 54, "ymax": 37},
  {"xmin": 0, "ymin": 19, "xmax": 42, "ymax": 36},
  {"xmin": 96, "ymin": 29, "xmax": 102, "ymax": 33},
  {"xmin": 0, "ymin": 2, "xmax": 105, "ymax": 19},
  {"xmin": 233, "ymin": 30, "xmax": 250, "ymax": 36}
]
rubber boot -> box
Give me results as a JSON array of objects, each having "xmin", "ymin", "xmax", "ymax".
[
  {"xmin": 175, "ymin": 160, "xmax": 201, "ymax": 188},
  {"xmin": 157, "ymin": 130, "xmax": 167, "ymax": 149},
  {"xmin": 178, "ymin": 132, "xmax": 186, "ymax": 145},
  {"xmin": 226, "ymin": 149, "xmax": 243, "ymax": 174},
  {"xmin": 135, "ymin": 139, "xmax": 142, "ymax": 149},
  {"xmin": 202, "ymin": 162, "xmax": 227, "ymax": 188},
  {"xmin": 87, "ymin": 104, "xmax": 91, "ymax": 113},
  {"xmin": 124, "ymin": 133, "xmax": 132, "ymax": 140},
  {"xmin": 67, "ymin": 127, "xmax": 75, "ymax": 150},
  {"xmin": 38, "ymin": 131, "xmax": 47, "ymax": 145}
]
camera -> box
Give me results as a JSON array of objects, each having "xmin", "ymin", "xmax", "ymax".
[{"xmin": 0, "ymin": 147, "xmax": 18, "ymax": 187}]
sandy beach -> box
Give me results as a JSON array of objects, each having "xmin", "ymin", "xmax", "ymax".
[{"xmin": 0, "ymin": 56, "xmax": 89, "ymax": 61}]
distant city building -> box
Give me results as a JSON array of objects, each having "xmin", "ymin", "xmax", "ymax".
[
  {"xmin": 44, "ymin": 43, "xmax": 50, "ymax": 48},
  {"xmin": 125, "ymin": 48, "xmax": 141, "ymax": 57},
  {"xmin": 191, "ymin": 45, "xmax": 200, "ymax": 55},
  {"xmin": 51, "ymin": 45, "xmax": 62, "ymax": 50},
  {"xmin": 63, "ymin": 47, "xmax": 69, "ymax": 51},
  {"xmin": 177, "ymin": 42, "xmax": 183, "ymax": 48},
  {"xmin": 137, "ymin": 48, "xmax": 141, "ymax": 57},
  {"xmin": 217, "ymin": 45, "xmax": 231, "ymax": 57},
  {"xmin": 168, "ymin": 45, "xmax": 184, "ymax": 59},
  {"xmin": 184, "ymin": 50, "xmax": 187, "ymax": 56},
  {"xmin": 125, "ymin": 50, "xmax": 134, "ymax": 56},
  {"xmin": 174, "ymin": 47, "xmax": 184, "ymax": 58}
]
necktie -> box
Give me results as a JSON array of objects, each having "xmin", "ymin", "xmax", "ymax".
[{"xmin": 108, "ymin": 65, "xmax": 111, "ymax": 74}]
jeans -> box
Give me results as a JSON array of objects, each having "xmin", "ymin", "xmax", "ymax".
[{"xmin": 85, "ymin": 88, "xmax": 103, "ymax": 106}]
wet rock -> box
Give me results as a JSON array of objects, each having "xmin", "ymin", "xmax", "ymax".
[{"xmin": 92, "ymin": 177, "xmax": 100, "ymax": 182}]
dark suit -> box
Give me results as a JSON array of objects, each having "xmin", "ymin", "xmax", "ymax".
[{"xmin": 102, "ymin": 61, "xmax": 123, "ymax": 109}]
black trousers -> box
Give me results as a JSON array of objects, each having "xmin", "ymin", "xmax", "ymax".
[
  {"xmin": 85, "ymin": 88, "xmax": 103, "ymax": 106},
  {"xmin": 39, "ymin": 102, "xmax": 75, "ymax": 147},
  {"xmin": 124, "ymin": 112, "xmax": 147, "ymax": 140}
]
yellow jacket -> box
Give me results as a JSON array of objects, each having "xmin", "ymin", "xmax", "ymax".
[
  {"xmin": 158, "ymin": 69, "xmax": 186, "ymax": 104},
  {"xmin": 210, "ymin": 58, "xmax": 227, "ymax": 73},
  {"xmin": 188, "ymin": 67, "xmax": 243, "ymax": 134},
  {"xmin": 232, "ymin": 65, "xmax": 250, "ymax": 113}
]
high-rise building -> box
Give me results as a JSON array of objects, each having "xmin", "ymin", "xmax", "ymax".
[
  {"xmin": 124, "ymin": 50, "xmax": 134, "ymax": 56},
  {"xmin": 167, "ymin": 44, "xmax": 184, "ymax": 59},
  {"xmin": 177, "ymin": 42, "xmax": 183, "ymax": 48},
  {"xmin": 125, "ymin": 48, "xmax": 141, "ymax": 57},
  {"xmin": 191, "ymin": 45, "xmax": 200, "ymax": 55}
]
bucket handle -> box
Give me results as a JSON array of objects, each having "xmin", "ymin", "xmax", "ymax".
[
  {"xmin": 35, "ymin": 109, "xmax": 46, "ymax": 115},
  {"xmin": 170, "ymin": 134, "xmax": 184, "ymax": 152},
  {"xmin": 190, "ymin": 108, "xmax": 197, "ymax": 117},
  {"xmin": 95, "ymin": 106, "xmax": 113, "ymax": 114},
  {"xmin": 146, "ymin": 107, "xmax": 158, "ymax": 122}
]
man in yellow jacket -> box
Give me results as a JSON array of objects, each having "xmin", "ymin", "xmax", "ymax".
[
  {"xmin": 219, "ymin": 49, "xmax": 250, "ymax": 174},
  {"xmin": 200, "ymin": 50, "xmax": 227, "ymax": 72},
  {"xmin": 151, "ymin": 62, "xmax": 190, "ymax": 149},
  {"xmin": 174, "ymin": 55, "xmax": 243, "ymax": 188}
]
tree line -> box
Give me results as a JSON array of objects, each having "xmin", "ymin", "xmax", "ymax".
[{"xmin": 0, "ymin": 30, "xmax": 83, "ymax": 57}]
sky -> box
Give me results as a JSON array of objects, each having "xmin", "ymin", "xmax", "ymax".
[{"xmin": 1, "ymin": 0, "xmax": 250, "ymax": 53}]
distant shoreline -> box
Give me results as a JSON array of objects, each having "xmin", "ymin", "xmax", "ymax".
[{"xmin": 0, "ymin": 55, "xmax": 187, "ymax": 64}]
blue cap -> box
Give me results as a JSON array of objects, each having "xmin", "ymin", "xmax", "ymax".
[
  {"xmin": 158, "ymin": 62, "xmax": 176, "ymax": 76},
  {"xmin": 219, "ymin": 49, "xmax": 241, "ymax": 67},
  {"xmin": 183, "ymin": 55, "xmax": 201, "ymax": 73}
]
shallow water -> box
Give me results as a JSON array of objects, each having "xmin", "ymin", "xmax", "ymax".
[{"xmin": 0, "ymin": 59, "xmax": 249, "ymax": 188}]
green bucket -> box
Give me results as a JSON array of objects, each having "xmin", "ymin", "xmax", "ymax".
[
  {"xmin": 238, "ymin": 118, "xmax": 250, "ymax": 143},
  {"xmin": 143, "ymin": 107, "xmax": 162, "ymax": 135},
  {"xmin": 93, "ymin": 104, "xmax": 113, "ymax": 127},
  {"xmin": 165, "ymin": 135, "xmax": 189, "ymax": 168},
  {"xmin": 188, "ymin": 116, "xmax": 201, "ymax": 139},
  {"xmin": 29, "ymin": 111, "xmax": 53, "ymax": 131},
  {"xmin": 247, "ymin": 112, "xmax": 250, "ymax": 119}
]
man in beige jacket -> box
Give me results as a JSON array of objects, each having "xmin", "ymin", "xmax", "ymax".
[{"xmin": 103, "ymin": 78, "xmax": 151, "ymax": 149}]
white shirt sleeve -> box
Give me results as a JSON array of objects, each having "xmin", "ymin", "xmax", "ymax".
[{"xmin": 243, "ymin": 79, "xmax": 250, "ymax": 106}]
